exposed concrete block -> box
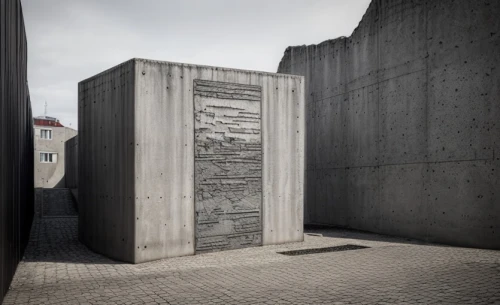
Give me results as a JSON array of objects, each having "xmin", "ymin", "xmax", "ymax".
[
  {"xmin": 346, "ymin": 166, "xmax": 380, "ymax": 232},
  {"xmin": 379, "ymin": 164, "xmax": 428, "ymax": 239},
  {"xmin": 79, "ymin": 59, "xmax": 304, "ymax": 263},
  {"xmin": 345, "ymin": 84, "xmax": 379, "ymax": 167},
  {"xmin": 313, "ymin": 168, "xmax": 348, "ymax": 227},
  {"xmin": 314, "ymin": 96, "xmax": 346, "ymax": 168},
  {"xmin": 379, "ymin": 71, "xmax": 427, "ymax": 165},
  {"xmin": 427, "ymin": 61, "xmax": 496, "ymax": 162},
  {"xmin": 424, "ymin": 160, "xmax": 500, "ymax": 248},
  {"xmin": 378, "ymin": 1, "xmax": 427, "ymax": 81}
]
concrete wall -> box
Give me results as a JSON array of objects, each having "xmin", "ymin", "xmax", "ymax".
[
  {"xmin": 278, "ymin": 0, "xmax": 500, "ymax": 249},
  {"xmin": 79, "ymin": 58, "xmax": 304, "ymax": 263},
  {"xmin": 0, "ymin": 0, "xmax": 34, "ymax": 302},
  {"xmin": 64, "ymin": 135, "xmax": 78, "ymax": 190},
  {"xmin": 34, "ymin": 126, "xmax": 78, "ymax": 188},
  {"xmin": 78, "ymin": 60, "xmax": 136, "ymax": 262}
]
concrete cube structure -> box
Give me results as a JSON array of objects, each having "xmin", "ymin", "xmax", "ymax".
[{"xmin": 78, "ymin": 58, "xmax": 304, "ymax": 263}]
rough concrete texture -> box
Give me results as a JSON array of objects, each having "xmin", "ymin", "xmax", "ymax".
[
  {"xmin": 0, "ymin": 0, "xmax": 35, "ymax": 303},
  {"xmin": 194, "ymin": 80, "xmax": 263, "ymax": 252},
  {"xmin": 278, "ymin": 0, "xmax": 500, "ymax": 249},
  {"xmin": 79, "ymin": 58, "xmax": 304, "ymax": 263},
  {"xmin": 5, "ymin": 216, "xmax": 500, "ymax": 304},
  {"xmin": 34, "ymin": 126, "xmax": 78, "ymax": 188}
]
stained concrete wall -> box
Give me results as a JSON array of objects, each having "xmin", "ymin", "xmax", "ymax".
[
  {"xmin": 64, "ymin": 135, "xmax": 78, "ymax": 190},
  {"xmin": 0, "ymin": 0, "xmax": 34, "ymax": 302},
  {"xmin": 34, "ymin": 126, "xmax": 77, "ymax": 188},
  {"xmin": 278, "ymin": 0, "xmax": 500, "ymax": 249},
  {"xmin": 79, "ymin": 58, "xmax": 304, "ymax": 263}
]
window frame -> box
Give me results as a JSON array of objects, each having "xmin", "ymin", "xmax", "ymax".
[
  {"xmin": 40, "ymin": 128, "xmax": 53, "ymax": 140},
  {"xmin": 39, "ymin": 152, "xmax": 57, "ymax": 163}
]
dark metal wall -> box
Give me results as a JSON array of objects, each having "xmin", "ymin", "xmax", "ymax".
[
  {"xmin": 0, "ymin": 0, "xmax": 34, "ymax": 303},
  {"xmin": 64, "ymin": 135, "xmax": 78, "ymax": 190}
]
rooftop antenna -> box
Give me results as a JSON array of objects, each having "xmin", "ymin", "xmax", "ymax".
[{"xmin": 44, "ymin": 101, "xmax": 48, "ymax": 117}]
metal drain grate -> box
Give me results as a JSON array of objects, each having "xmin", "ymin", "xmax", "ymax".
[{"xmin": 278, "ymin": 244, "xmax": 369, "ymax": 256}]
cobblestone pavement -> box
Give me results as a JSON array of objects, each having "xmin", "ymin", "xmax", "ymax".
[
  {"xmin": 42, "ymin": 189, "xmax": 78, "ymax": 217},
  {"xmin": 4, "ymin": 217, "xmax": 500, "ymax": 305}
]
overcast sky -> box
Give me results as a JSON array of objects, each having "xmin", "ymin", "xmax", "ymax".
[{"xmin": 21, "ymin": 0, "xmax": 370, "ymax": 129}]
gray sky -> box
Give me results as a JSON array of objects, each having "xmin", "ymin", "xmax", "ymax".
[{"xmin": 21, "ymin": 0, "xmax": 370, "ymax": 128}]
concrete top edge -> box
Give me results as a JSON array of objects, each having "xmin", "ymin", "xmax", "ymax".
[
  {"xmin": 79, "ymin": 58, "xmax": 304, "ymax": 84},
  {"xmin": 284, "ymin": 37, "xmax": 347, "ymax": 51},
  {"xmin": 282, "ymin": 0, "xmax": 375, "ymax": 51},
  {"xmin": 79, "ymin": 59, "xmax": 135, "ymax": 84}
]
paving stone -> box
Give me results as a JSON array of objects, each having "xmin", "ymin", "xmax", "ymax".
[{"xmin": 3, "ymin": 217, "xmax": 500, "ymax": 304}]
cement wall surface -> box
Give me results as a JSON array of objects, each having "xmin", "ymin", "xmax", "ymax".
[
  {"xmin": 278, "ymin": 0, "xmax": 500, "ymax": 249},
  {"xmin": 64, "ymin": 135, "xmax": 78, "ymax": 190},
  {"xmin": 0, "ymin": 0, "xmax": 34, "ymax": 302},
  {"xmin": 79, "ymin": 58, "xmax": 304, "ymax": 263},
  {"xmin": 34, "ymin": 126, "xmax": 77, "ymax": 188},
  {"xmin": 78, "ymin": 60, "xmax": 136, "ymax": 262}
]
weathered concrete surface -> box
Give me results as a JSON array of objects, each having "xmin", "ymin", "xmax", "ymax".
[
  {"xmin": 278, "ymin": 0, "xmax": 500, "ymax": 249},
  {"xmin": 0, "ymin": 0, "xmax": 34, "ymax": 302},
  {"xmin": 34, "ymin": 126, "xmax": 77, "ymax": 188},
  {"xmin": 79, "ymin": 59, "xmax": 304, "ymax": 263}
]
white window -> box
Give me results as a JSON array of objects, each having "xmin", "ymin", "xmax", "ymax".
[
  {"xmin": 40, "ymin": 129, "xmax": 52, "ymax": 140},
  {"xmin": 40, "ymin": 152, "xmax": 57, "ymax": 163}
]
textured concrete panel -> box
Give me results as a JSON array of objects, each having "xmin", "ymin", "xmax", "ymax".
[
  {"xmin": 194, "ymin": 80, "xmax": 262, "ymax": 252},
  {"xmin": 278, "ymin": 0, "xmax": 500, "ymax": 249}
]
